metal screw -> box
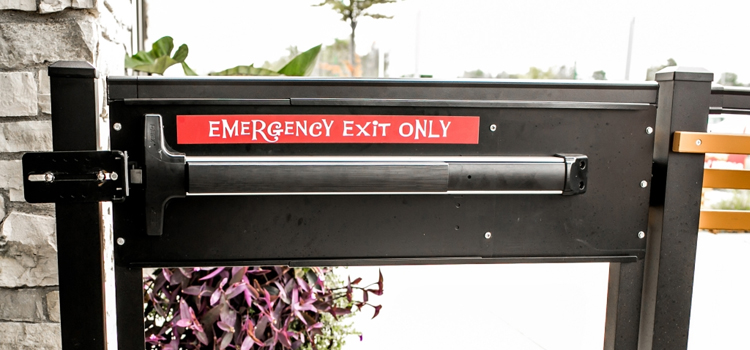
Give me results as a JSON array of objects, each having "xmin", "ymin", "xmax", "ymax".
[
  {"xmin": 695, "ymin": 139, "xmax": 702, "ymax": 146},
  {"xmin": 97, "ymin": 171, "xmax": 105, "ymax": 181},
  {"xmin": 646, "ymin": 126, "xmax": 653, "ymax": 134},
  {"xmin": 640, "ymin": 180, "xmax": 648, "ymax": 188},
  {"xmin": 44, "ymin": 172, "xmax": 55, "ymax": 183},
  {"xmin": 638, "ymin": 231, "xmax": 646, "ymax": 239},
  {"xmin": 484, "ymin": 231, "xmax": 492, "ymax": 239},
  {"xmin": 489, "ymin": 124, "xmax": 497, "ymax": 132},
  {"xmin": 113, "ymin": 123, "xmax": 122, "ymax": 131},
  {"xmin": 110, "ymin": 172, "xmax": 119, "ymax": 181},
  {"xmin": 116, "ymin": 237, "xmax": 125, "ymax": 246}
]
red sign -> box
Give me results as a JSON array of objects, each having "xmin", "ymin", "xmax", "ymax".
[{"xmin": 176, "ymin": 115, "xmax": 480, "ymax": 144}]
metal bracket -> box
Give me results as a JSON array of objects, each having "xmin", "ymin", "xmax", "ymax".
[
  {"xmin": 22, "ymin": 151, "xmax": 129, "ymax": 203},
  {"xmin": 556, "ymin": 153, "xmax": 588, "ymax": 195}
]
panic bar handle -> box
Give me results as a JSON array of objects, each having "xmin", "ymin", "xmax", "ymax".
[{"xmin": 144, "ymin": 114, "xmax": 588, "ymax": 235}]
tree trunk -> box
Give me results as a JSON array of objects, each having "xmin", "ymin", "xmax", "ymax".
[{"xmin": 350, "ymin": 21, "xmax": 357, "ymax": 76}]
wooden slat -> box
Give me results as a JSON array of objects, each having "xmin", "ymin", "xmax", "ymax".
[
  {"xmin": 699, "ymin": 210, "xmax": 750, "ymax": 231},
  {"xmin": 703, "ymin": 169, "xmax": 750, "ymax": 189},
  {"xmin": 674, "ymin": 131, "xmax": 750, "ymax": 154}
]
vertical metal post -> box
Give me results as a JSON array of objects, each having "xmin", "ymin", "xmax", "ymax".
[
  {"xmin": 115, "ymin": 265, "xmax": 144, "ymax": 350},
  {"xmin": 638, "ymin": 67, "xmax": 712, "ymax": 350},
  {"xmin": 48, "ymin": 61, "xmax": 107, "ymax": 350},
  {"xmin": 604, "ymin": 260, "xmax": 645, "ymax": 350}
]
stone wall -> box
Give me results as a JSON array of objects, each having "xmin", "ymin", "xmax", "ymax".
[{"xmin": 0, "ymin": 0, "xmax": 136, "ymax": 349}]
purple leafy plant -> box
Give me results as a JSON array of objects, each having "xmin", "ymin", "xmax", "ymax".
[{"xmin": 144, "ymin": 266, "xmax": 383, "ymax": 350}]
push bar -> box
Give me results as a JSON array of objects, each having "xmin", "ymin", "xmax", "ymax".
[{"xmin": 144, "ymin": 115, "xmax": 587, "ymax": 235}]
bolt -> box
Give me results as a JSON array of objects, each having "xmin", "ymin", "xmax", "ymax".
[
  {"xmin": 638, "ymin": 231, "xmax": 646, "ymax": 239},
  {"xmin": 97, "ymin": 171, "xmax": 105, "ymax": 181},
  {"xmin": 110, "ymin": 172, "xmax": 119, "ymax": 181},
  {"xmin": 696, "ymin": 139, "xmax": 702, "ymax": 146},
  {"xmin": 44, "ymin": 172, "xmax": 55, "ymax": 183},
  {"xmin": 484, "ymin": 231, "xmax": 492, "ymax": 239},
  {"xmin": 116, "ymin": 237, "xmax": 125, "ymax": 246},
  {"xmin": 113, "ymin": 123, "xmax": 122, "ymax": 131},
  {"xmin": 640, "ymin": 180, "xmax": 648, "ymax": 188},
  {"xmin": 646, "ymin": 126, "xmax": 653, "ymax": 134},
  {"xmin": 489, "ymin": 124, "xmax": 497, "ymax": 132}
]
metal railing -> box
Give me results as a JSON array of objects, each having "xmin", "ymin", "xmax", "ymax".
[{"xmin": 675, "ymin": 86, "xmax": 750, "ymax": 231}]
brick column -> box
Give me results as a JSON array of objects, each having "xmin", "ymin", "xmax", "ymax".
[{"xmin": 0, "ymin": 0, "xmax": 137, "ymax": 348}]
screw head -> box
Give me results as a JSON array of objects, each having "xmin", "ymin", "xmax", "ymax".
[
  {"xmin": 646, "ymin": 126, "xmax": 653, "ymax": 134},
  {"xmin": 695, "ymin": 139, "xmax": 702, "ymax": 146},
  {"xmin": 116, "ymin": 237, "xmax": 125, "ymax": 246},
  {"xmin": 640, "ymin": 180, "xmax": 648, "ymax": 188},
  {"xmin": 638, "ymin": 231, "xmax": 646, "ymax": 239},
  {"xmin": 489, "ymin": 124, "xmax": 497, "ymax": 132},
  {"xmin": 484, "ymin": 231, "xmax": 492, "ymax": 239},
  {"xmin": 97, "ymin": 171, "xmax": 105, "ymax": 181},
  {"xmin": 110, "ymin": 172, "xmax": 119, "ymax": 181},
  {"xmin": 113, "ymin": 123, "xmax": 122, "ymax": 131},
  {"xmin": 44, "ymin": 172, "xmax": 55, "ymax": 183}
]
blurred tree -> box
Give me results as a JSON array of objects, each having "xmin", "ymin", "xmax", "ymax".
[
  {"xmin": 592, "ymin": 70, "xmax": 607, "ymax": 80},
  {"xmin": 522, "ymin": 66, "xmax": 574, "ymax": 79},
  {"xmin": 646, "ymin": 58, "xmax": 677, "ymax": 81},
  {"xmin": 719, "ymin": 72, "xmax": 744, "ymax": 86},
  {"xmin": 462, "ymin": 69, "xmax": 492, "ymax": 78},
  {"xmin": 315, "ymin": 0, "xmax": 397, "ymax": 75}
]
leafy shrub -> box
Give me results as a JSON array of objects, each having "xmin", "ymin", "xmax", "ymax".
[
  {"xmin": 126, "ymin": 36, "xmax": 321, "ymax": 77},
  {"xmin": 144, "ymin": 266, "xmax": 382, "ymax": 350},
  {"xmin": 709, "ymin": 190, "xmax": 750, "ymax": 211}
]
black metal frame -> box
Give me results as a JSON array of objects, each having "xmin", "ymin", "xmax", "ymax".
[{"xmin": 46, "ymin": 61, "xmax": 719, "ymax": 350}]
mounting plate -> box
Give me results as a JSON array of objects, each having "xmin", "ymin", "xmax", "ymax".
[{"xmin": 22, "ymin": 151, "xmax": 129, "ymax": 203}]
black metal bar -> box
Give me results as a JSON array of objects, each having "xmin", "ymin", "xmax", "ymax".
[
  {"xmin": 114, "ymin": 265, "xmax": 145, "ymax": 350},
  {"xmin": 711, "ymin": 85, "xmax": 750, "ymax": 111},
  {"xmin": 187, "ymin": 159, "xmax": 567, "ymax": 194},
  {"xmin": 49, "ymin": 61, "xmax": 107, "ymax": 350},
  {"xmin": 638, "ymin": 67, "xmax": 712, "ymax": 350},
  {"xmin": 108, "ymin": 76, "xmax": 659, "ymax": 104},
  {"xmin": 603, "ymin": 260, "xmax": 645, "ymax": 350}
]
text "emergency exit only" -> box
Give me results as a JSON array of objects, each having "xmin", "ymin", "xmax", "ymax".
[{"xmin": 176, "ymin": 115, "xmax": 480, "ymax": 144}]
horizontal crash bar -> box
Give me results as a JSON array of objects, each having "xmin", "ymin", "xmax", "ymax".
[
  {"xmin": 185, "ymin": 156, "xmax": 565, "ymax": 163},
  {"xmin": 187, "ymin": 191, "xmax": 564, "ymax": 196},
  {"xmin": 186, "ymin": 158, "xmax": 577, "ymax": 194}
]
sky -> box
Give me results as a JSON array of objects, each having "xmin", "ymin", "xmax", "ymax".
[{"xmin": 147, "ymin": 0, "xmax": 750, "ymax": 81}]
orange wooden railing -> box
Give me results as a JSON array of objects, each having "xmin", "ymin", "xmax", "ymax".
[{"xmin": 674, "ymin": 131, "xmax": 750, "ymax": 231}]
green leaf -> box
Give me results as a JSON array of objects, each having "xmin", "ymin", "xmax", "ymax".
[
  {"xmin": 124, "ymin": 51, "xmax": 155, "ymax": 69},
  {"xmin": 181, "ymin": 62, "xmax": 198, "ymax": 76},
  {"xmin": 125, "ymin": 36, "xmax": 195, "ymax": 75},
  {"xmin": 132, "ymin": 56, "xmax": 180, "ymax": 75},
  {"xmin": 151, "ymin": 36, "xmax": 174, "ymax": 58},
  {"xmin": 277, "ymin": 44, "xmax": 322, "ymax": 76},
  {"xmin": 172, "ymin": 44, "xmax": 189, "ymax": 63},
  {"xmin": 209, "ymin": 65, "xmax": 281, "ymax": 76}
]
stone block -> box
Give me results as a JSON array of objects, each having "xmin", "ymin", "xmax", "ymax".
[
  {"xmin": 37, "ymin": 69, "xmax": 51, "ymax": 114},
  {"xmin": 0, "ymin": 322, "xmax": 61, "ymax": 350},
  {"xmin": 0, "ymin": 195, "xmax": 5, "ymax": 222},
  {"xmin": 38, "ymin": 0, "xmax": 71, "ymax": 13},
  {"xmin": 0, "ymin": 161, "xmax": 22, "ymax": 203},
  {"xmin": 0, "ymin": 19, "xmax": 97, "ymax": 69},
  {"xmin": 0, "ymin": 72, "xmax": 37, "ymax": 117},
  {"xmin": 38, "ymin": 0, "xmax": 93, "ymax": 13},
  {"xmin": 46, "ymin": 290, "xmax": 60, "ymax": 322},
  {"xmin": 0, "ymin": 120, "xmax": 53, "ymax": 153},
  {"xmin": 0, "ymin": 212, "xmax": 57, "ymax": 287},
  {"xmin": 0, "ymin": 288, "xmax": 45, "ymax": 322},
  {"xmin": 103, "ymin": 0, "xmax": 133, "ymax": 28},
  {"xmin": 0, "ymin": 0, "xmax": 35, "ymax": 11}
]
